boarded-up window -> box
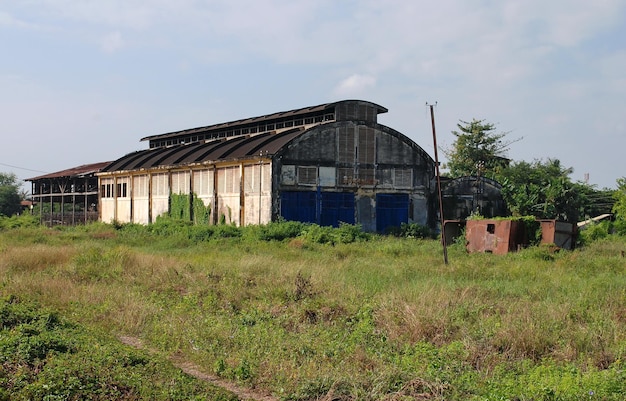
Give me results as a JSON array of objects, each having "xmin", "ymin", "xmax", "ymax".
[
  {"xmin": 357, "ymin": 127, "xmax": 375, "ymax": 164},
  {"xmin": 358, "ymin": 168, "xmax": 375, "ymax": 186},
  {"xmin": 394, "ymin": 169, "xmax": 412, "ymax": 188},
  {"xmin": 377, "ymin": 169, "xmax": 393, "ymax": 187},
  {"xmin": 193, "ymin": 170, "xmax": 211, "ymax": 196},
  {"xmin": 171, "ymin": 171, "xmax": 190, "ymax": 194},
  {"xmin": 244, "ymin": 164, "xmax": 261, "ymax": 192},
  {"xmin": 297, "ymin": 166, "xmax": 317, "ymax": 186},
  {"xmin": 338, "ymin": 168, "xmax": 354, "ymax": 186},
  {"xmin": 217, "ymin": 166, "xmax": 239, "ymax": 194},
  {"xmin": 133, "ymin": 175, "xmax": 148, "ymax": 197},
  {"xmin": 319, "ymin": 167, "xmax": 336, "ymax": 187},
  {"xmin": 281, "ymin": 165, "xmax": 296, "ymax": 185},
  {"xmin": 338, "ymin": 127, "xmax": 355, "ymax": 163},
  {"xmin": 244, "ymin": 164, "xmax": 271, "ymax": 192},
  {"xmin": 152, "ymin": 173, "xmax": 169, "ymax": 196}
]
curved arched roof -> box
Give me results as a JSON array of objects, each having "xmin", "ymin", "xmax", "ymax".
[
  {"xmin": 140, "ymin": 99, "xmax": 388, "ymax": 144},
  {"xmin": 101, "ymin": 127, "xmax": 305, "ymax": 172}
]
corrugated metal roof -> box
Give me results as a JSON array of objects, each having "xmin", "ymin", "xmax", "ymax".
[
  {"xmin": 26, "ymin": 161, "xmax": 112, "ymax": 181},
  {"xmin": 140, "ymin": 103, "xmax": 333, "ymax": 142},
  {"xmin": 139, "ymin": 100, "xmax": 388, "ymax": 143},
  {"xmin": 102, "ymin": 128, "xmax": 304, "ymax": 173}
]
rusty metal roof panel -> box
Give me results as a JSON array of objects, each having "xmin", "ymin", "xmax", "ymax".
[{"xmin": 27, "ymin": 161, "xmax": 112, "ymax": 181}]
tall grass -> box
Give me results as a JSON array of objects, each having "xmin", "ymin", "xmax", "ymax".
[{"xmin": 1, "ymin": 221, "xmax": 625, "ymax": 400}]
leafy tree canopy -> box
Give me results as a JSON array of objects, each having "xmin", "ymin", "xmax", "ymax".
[
  {"xmin": 444, "ymin": 118, "xmax": 615, "ymax": 223},
  {"xmin": 444, "ymin": 119, "xmax": 519, "ymax": 179},
  {"xmin": 0, "ymin": 172, "xmax": 22, "ymax": 217},
  {"xmin": 495, "ymin": 159, "xmax": 600, "ymax": 222},
  {"xmin": 613, "ymin": 177, "xmax": 626, "ymax": 220}
]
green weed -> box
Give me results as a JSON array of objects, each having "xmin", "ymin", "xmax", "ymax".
[{"xmin": 1, "ymin": 224, "xmax": 625, "ymax": 400}]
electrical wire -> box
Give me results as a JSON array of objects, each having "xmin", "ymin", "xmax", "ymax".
[{"xmin": 0, "ymin": 162, "xmax": 48, "ymax": 174}]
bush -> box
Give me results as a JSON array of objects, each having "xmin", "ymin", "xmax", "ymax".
[
  {"xmin": 300, "ymin": 223, "xmax": 370, "ymax": 244},
  {"xmin": 394, "ymin": 223, "xmax": 434, "ymax": 239},
  {"xmin": 257, "ymin": 221, "xmax": 306, "ymax": 241},
  {"xmin": 578, "ymin": 221, "xmax": 611, "ymax": 245},
  {"xmin": 611, "ymin": 219, "xmax": 626, "ymax": 236},
  {"xmin": 0, "ymin": 214, "xmax": 40, "ymax": 230}
]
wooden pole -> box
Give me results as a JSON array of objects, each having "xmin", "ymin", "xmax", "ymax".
[{"xmin": 429, "ymin": 104, "xmax": 448, "ymax": 264}]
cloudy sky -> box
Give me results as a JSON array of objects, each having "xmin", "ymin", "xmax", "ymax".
[{"xmin": 1, "ymin": 0, "xmax": 625, "ymax": 189}]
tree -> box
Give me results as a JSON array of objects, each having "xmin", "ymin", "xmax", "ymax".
[
  {"xmin": 496, "ymin": 159, "xmax": 590, "ymax": 222},
  {"xmin": 0, "ymin": 172, "xmax": 22, "ymax": 217},
  {"xmin": 613, "ymin": 177, "xmax": 626, "ymax": 220},
  {"xmin": 444, "ymin": 119, "xmax": 519, "ymax": 179}
]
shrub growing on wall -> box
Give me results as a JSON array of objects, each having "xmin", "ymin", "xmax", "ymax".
[{"xmin": 170, "ymin": 193, "xmax": 211, "ymax": 224}]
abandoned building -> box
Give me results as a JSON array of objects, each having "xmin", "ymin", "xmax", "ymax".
[
  {"xmin": 441, "ymin": 176, "xmax": 508, "ymax": 220},
  {"xmin": 97, "ymin": 100, "xmax": 438, "ymax": 232},
  {"xmin": 27, "ymin": 162, "xmax": 111, "ymax": 226}
]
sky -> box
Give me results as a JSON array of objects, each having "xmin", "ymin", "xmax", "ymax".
[{"xmin": 1, "ymin": 0, "xmax": 625, "ymax": 191}]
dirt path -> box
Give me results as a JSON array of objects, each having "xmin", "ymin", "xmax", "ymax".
[{"xmin": 118, "ymin": 335, "xmax": 279, "ymax": 401}]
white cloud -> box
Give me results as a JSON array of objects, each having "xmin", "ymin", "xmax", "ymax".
[
  {"xmin": 0, "ymin": 11, "xmax": 42, "ymax": 30},
  {"xmin": 101, "ymin": 31, "xmax": 124, "ymax": 53},
  {"xmin": 2, "ymin": 0, "xmax": 626, "ymax": 188},
  {"xmin": 333, "ymin": 74, "xmax": 377, "ymax": 96}
]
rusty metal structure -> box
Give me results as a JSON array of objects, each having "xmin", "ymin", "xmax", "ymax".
[
  {"xmin": 98, "ymin": 100, "xmax": 438, "ymax": 232},
  {"xmin": 465, "ymin": 218, "xmax": 577, "ymax": 254},
  {"xmin": 538, "ymin": 219, "xmax": 576, "ymax": 250},
  {"xmin": 26, "ymin": 162, "xmax": 111, "ymax": 226},
  {"xmin": 465, "ymin": 219, "xmax": 527, "ymax": 254}
]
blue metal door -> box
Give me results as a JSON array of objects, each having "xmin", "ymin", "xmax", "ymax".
[
  {"xmin": 280, "ymin": 191, "xmax": 316, "ymax": 223},
  {"xmin": 320, "ymin": 192, "xmax": 355, "ymax": 227},
  {"xmin": 376, "ymin": 193, "xmax": 409, "ymax": 232},
  {"xmin": 281, "ymin": 191, "xmax": 355, "ymax": 227}
]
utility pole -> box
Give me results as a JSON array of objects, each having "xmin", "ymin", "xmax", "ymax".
[{"xmin": 428, "ymin": 103, "xmax": 448, "ymax": 264}]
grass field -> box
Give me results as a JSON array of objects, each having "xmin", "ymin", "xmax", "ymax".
[{"xmin": 1, "ymin": 219, "xmax": 625, "ymax": 400}]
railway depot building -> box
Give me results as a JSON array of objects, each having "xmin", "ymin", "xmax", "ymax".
[{"xmin": 97, "ymin": 100, "xmax": 437, "ymax": 232}]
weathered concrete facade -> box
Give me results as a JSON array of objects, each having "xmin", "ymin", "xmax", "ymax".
[{"xmin": 97, "ymin": 100, "xmax": 436, "ymax": 232}]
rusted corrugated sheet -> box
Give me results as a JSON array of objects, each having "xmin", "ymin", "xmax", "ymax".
[
  {"xmin": 140, "ymin": 103, "xmax": 333, "ymax": 142},
  {"xmin": 465, "ymin": 219, "xmax": 526, "ymax": 254},
  {"xmin": 26, "ymin": 161, "xmax": 112, "ymax": 181},
  {"xmin": 538, "ymin": 220, "xmax": 576, "ymax": 250},
  {"xmin": 139, "ymin": 100, "xmax": 388, "ymax": 144}
]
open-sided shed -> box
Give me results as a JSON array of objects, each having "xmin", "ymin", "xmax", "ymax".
[{"xmin": 27, "ymin": 162, "xmax": 111, "ymax": 226}]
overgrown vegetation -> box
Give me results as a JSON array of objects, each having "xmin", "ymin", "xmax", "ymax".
[
  {"xmin": 168, "ymin": 193, "xmax": 212, "ymax": 225},
  {"xmin": 0, "ymin": 296, "xmax": 237, "ymax": 400},
  {"xmin": 443, "ymin": 120, "xmax": 619, "ymax": 223},
  {"xmin": 1, "ymin": 221, "xmax": 625, "ymax": 400}
]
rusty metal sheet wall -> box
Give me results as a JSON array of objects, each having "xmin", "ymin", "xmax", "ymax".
[
  {"xmin": 539, "ymin": 220, "xmax": 576, "ymax": 250},
  {"xmin": 465, "ymin": 219, "xmax": 525, "ymax": 254}
]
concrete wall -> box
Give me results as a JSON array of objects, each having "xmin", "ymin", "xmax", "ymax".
[
  {"xmin": 273, "ymin": 120, "xmax": 435, "ymax": 231},
  {"xmin": 99, "ymin": 161, "xmax": 272, "ymax": 227}
]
